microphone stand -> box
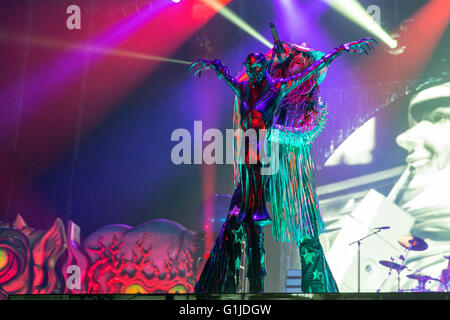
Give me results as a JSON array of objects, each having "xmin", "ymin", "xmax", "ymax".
[{"xmin": 349, "ymin": 229, "xmax": 383, "ymax": 293}]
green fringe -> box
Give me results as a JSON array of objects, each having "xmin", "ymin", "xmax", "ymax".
[
  {"xmin": 266, "ymin": 101, "xmax": 328, "ymax": 245},
  {"xmin": 232, "ymin": 95, "xmax": 329, "ymax": 246}
]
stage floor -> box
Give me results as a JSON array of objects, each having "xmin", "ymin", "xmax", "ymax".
[{"xmin": 6, "ymin": 292, "xmax": 450, "ymax": 300}]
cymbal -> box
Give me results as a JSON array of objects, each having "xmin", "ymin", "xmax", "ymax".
[
  {"xmin": 398, "ymin": 235, "xmax": 428, "ymax": 251},
  {"xmin": 379, "ymin": 260, "xmax": 408, "ymax": 271},
  {"xmin": 407, "ymin": 273, "xmax": 441, "ymax": 283}
]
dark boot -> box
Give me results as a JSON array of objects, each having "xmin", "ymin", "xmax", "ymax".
[
  {"xmin": 299, "ymin": 237, "xmax": 339, "ymax": 293},
  {"xmin": 245, "ymin": 224, "xmax": 267, "ymax": 293},
  {"xmin": 248, "ymin": 272, "xmax": 264, "ymax": 293}
]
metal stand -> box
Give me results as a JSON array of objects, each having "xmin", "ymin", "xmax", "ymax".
[
  {"xmin": 396, "ymin": 268, "xmax": 402, "ymax": 292},
  {"xmin": 377, "ymin": 259, "xmax": 394, "ymax": 293},
  {"xmin": 238, "ymin": 238, "xmax": 247, "ymax": 293},
  {"xmin": 397, "ymin": 248, "xmax": 409, "ymax": 291},
  {"xmin": 349, "ymin": 229, "xmax": 382, "ymax": 293},
  {"xmin": 376, "ymin": 249, "xmax": 410, "ymax": 292}
]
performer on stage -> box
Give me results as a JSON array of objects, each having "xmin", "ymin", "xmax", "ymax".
[{"xmin": 189, "ymin": 26, "xmax": 376, "ymax": 293}]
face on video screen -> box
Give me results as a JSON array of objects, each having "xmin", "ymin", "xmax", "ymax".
[{"xmin": 396, "ymin": 82, "xmax": 450, "ymax": 191}]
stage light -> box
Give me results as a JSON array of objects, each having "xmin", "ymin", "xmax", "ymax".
[
  {"xmin": 387, "ymin": 30, "xmax": 406, "ymax": 55},
  {"xmin": 83, "ymin": 45, "xmax": 192, "ymax": 65},
  {"xmin": 365, "ymin": 0, "xmax": 450, "ymax": 83},
  {"xmin": 0, "ymin": 32, "xmax": 191, "ymax": 65},
  {"xmin": 201, "ymin": 0, "xmax": 272, "ymax": 48},
  {"xmin": 172, "ymin": 0, "xmax": 181, "ymax": 3},
  {"xmin": 323, "ymin": 0, "xmax": 398, "ymax": 49}
]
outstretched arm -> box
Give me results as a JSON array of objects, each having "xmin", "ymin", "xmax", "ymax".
[
  {"xmin": 188, "ymin": 59, "xmax": 241, "ymax": 97},
  {"xmin": 277, "ymin": 38, "xmax": 377, "ymax": 98}
]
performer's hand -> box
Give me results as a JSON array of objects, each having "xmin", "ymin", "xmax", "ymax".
[
  {"xmin": 339, "ymin": 37, "xmax": 377, "ymax": 55},
  {"xmin": 274, "ymin": 41, "xmax": 288, "ymax": 64},
  {"xmin": 273, "ymin": 40, "xmax": 283, "ymax": 52},
  {"xmin": 188, "ymin": 59, "xmax": 216, "ymax": 78}
]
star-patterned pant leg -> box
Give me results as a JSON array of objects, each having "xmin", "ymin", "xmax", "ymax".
[
  {"xmin": 194, "ymin": 206, "xmax": 244, "ymax": 293},
  {"xmin": 299, "ymin": 237, "xmax": 339, "ymax": 293}
]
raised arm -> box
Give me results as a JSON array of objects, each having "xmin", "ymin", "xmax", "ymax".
[
  {"xmin": 188, "ymin": 59, "xmax": 241, "ymax": 97},
  {"xmin": 277, "ymin": 38, "xmax": 377, "ymax": 98}
]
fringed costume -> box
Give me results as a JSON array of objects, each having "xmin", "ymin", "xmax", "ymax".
[
  {"xmin": 265, "ymin": 43, "xmax": 338, "ymax": 293},
  {"xmin": 189, "ymin": 36, "xmax": 376, "ymax": 293}
]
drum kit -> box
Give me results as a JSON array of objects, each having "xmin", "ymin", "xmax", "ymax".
[{"xmin": 377, "ymin": 235, "xmax": 449, "ymax": 292}]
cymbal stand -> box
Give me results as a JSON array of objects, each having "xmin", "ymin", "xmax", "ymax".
[
  {"xmin": 377, "ymin": 257, "xmax": 394, "ymax": 293},
  {"xmin": 440, "ymin": 256, "xmax": 449, "ymax": 292},
  {"xmin": 396, "ymin": 248, "xmax": 411, "ymax": 292}
]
